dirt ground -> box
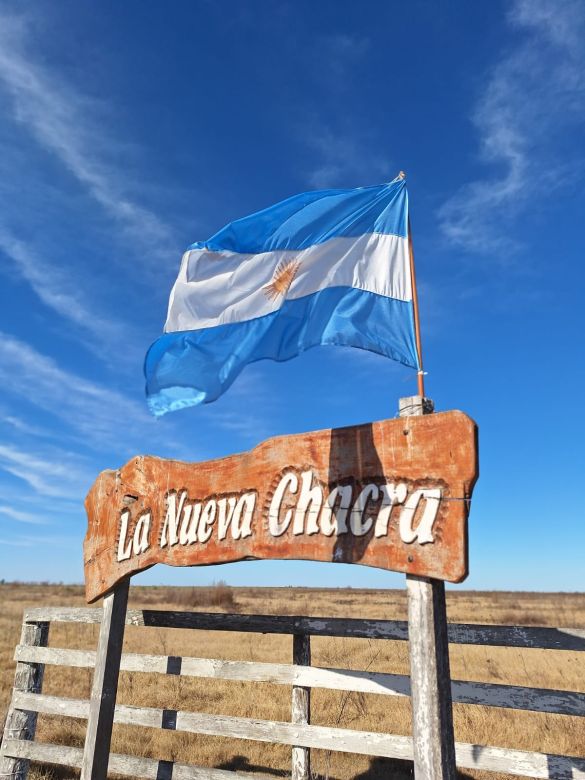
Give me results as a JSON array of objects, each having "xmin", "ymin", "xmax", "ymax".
[{"xmin": 1, "ymin": 583, "xmax": 584, "ymax": 779}]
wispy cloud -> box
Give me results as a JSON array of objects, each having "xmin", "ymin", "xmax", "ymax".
[
  {"xmin": 0, "ymin": 332, "xmax": 150, "ymax": 451},
  {"xmin": 0, "ymin": 533, "xmax": 76, "ymax": 548},
  {"xmin": 0, "ymin": 9, "xmax": 177, "ymax": 371},
  {"xmin": 295, "ymin": 33, "xmax": 393, "ymax": 188},
  {"xmin": 0, "ymin": 537, "xmax": 41, "ymax": 547},
  {"xmin": 0, "ymin": 10, "xmax": 175, "ymax": 265},
  {"xmin": 439, "ymin": 0, "xmax": 585, "ymax": 253},
  {"xmin": 0, "ymin": 505, "xmax": 48, "ymax": 525},
  {"xmin": 0, "ymin": 443, "xmax": 92, "ymax": 498},
  {"xmin": 0, "ymin": 482, "xmax": 80, "ymax": 516},
  {"xmin": 311, "ymin": 33, "xmax": 371, "ymax": 87},
  {"xmin": 0, "ymin": 407, "xmax": 50, "ymax": 438},
  {"xmin": 0, "ymin": 227, "xmax": 130, "ymax": 351},
  {"xmin": 0, "ymin": 331, "xmax": 218, "ymax": 466},
  {"xmin": 303, "ymin": 118, "xmax": 393, "ymax": 189}
]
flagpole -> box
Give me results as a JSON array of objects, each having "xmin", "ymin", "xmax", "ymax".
[
  {"xmin": 408, "ymin": 216, "xmax": 426, "ymax": 397},
  {"xmin": 400, "ymin": 177, "xmax": 456, "ymax": 780}
]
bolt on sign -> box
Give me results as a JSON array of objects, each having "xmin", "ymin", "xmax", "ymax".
[{"xmin": 84, "ymin": 411, "xmax": 478, "ymax": 602}]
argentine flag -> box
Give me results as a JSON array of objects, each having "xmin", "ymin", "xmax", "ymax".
[{"xmin": 145, "ymin": 176, "xmax": 419, "ymax": 416}]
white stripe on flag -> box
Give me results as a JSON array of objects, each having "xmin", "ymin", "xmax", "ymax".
[{"xmin": 165, "ymin": 232, "xmax": 410, "ymax": 332}]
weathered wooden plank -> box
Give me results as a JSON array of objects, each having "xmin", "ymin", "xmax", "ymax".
[
  {"xmin": 24, "ymin": 608, "xmax": 412, "ymax": 638},
  {"xmin": 0, "ymin": 739, "xmax": 274, "ymax": 780},
  {"xmin": 21, "ymin": 607, "xmax": 585, "ymax": 650},
  {"xmin": 407, "ymin": 574, "xmax": 456, "ymax": 779},
  {"xmin": 4, "ymin": 737, "xmax": 585, "ymax": 780},
  {"xmin": 80, "ymin": 580, "xmax": 129, "ymax": 780},
  {"xmin": 11, "ymin": 691, "xmax": 413, "ymax": 757},
  {"xmin": 292, "ymin": 634, "xmax": 311, "ymax": 780},
  {"xmin": 0, "ymin": 619, "xmax": 49, "ymax": 780},
  {"xmin": 450, "ymin": 624, "xmax": 585, "ymax": 651},
  {"xmin": 403, "ymin": 397, "xmax": 455, "ymax": 780},
  {"xmin": 15, "ymin": 645, "xmax": 585, "ymax": 717},
  {"xmin": 451, "ymin": 680, "xmax": 585, "ymax": 716},
  {"xmin": 13, "ymin": 691, "xmax": 90, "ymax": 719},
  {"xmin": 454, "ymin": 742, "xmax": 585, "ymax": 779},
  {"xmin": 16, "ymin": 645, "xmax": 97, "ymax": 669},
  {"xmin": 176, "ymin": 709, "xmax": 409, "ymax": 756},
  {"xmin": 402, "ymin": 396, "xmax": 456, "ymax": 780},
  {"xmin": 9, "ymin": 696, "xmax": 585, "ymax": 778},
  {"xmin": 84, "ymin": 411, "xmax": 478, "ymax": 601}
]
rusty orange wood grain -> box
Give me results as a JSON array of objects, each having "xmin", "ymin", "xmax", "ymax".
[{"xmin": 84, "ymin": 411, "xmax": 478, "ymax": 602}]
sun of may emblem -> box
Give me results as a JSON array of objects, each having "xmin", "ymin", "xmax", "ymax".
[{"xmin": 263, "ymin": 258, "xmax": 302, "ymax": 301}]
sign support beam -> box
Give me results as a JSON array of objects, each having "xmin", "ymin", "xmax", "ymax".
[
  {"xmin": 401, "ymin": 395, "xmax": 457, "ymax": 780},
  {"xmin": 291, "ymin": 633, "xmax": 311, "ymax": 780},
  {"xmin": 80, "ymin": 579, "xmax": 129, "ymax": 780}
]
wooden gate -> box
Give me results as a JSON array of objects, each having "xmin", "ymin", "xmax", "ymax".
[{"xmin": 2, "ymin": 605, "xmax": 585, "ymax": 779}]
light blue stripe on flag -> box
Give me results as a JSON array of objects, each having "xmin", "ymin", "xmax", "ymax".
[
  {"xmin": 145, "ymin": 177, "xmax": 418, "ymax": 416},
  {"xmin": 146, "ymin": 288, "xmax": 417, "ymax": 415},
  {"xmin": 191, "ymin": 180, "xmax": 408, "ymax": 253}
]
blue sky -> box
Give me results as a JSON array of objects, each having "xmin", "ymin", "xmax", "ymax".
[{"xmin": 0, "ymin": 0, "xmax": 584, "ymax": 590}]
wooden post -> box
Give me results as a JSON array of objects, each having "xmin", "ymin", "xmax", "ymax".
[
  {"xmin": 0, "ymin": 618, "xmax": 49, "ymax": 780},
  {"xmin": 291, "ymin": 633, "xmax": 311, "ymax": 780},
  {"xmin": 80, "ymin": 579, "xmax": 129, "ymax": 780},
  {"xmin": 400, "ymin": 395, "xmax": 457, "ymax": 780}
]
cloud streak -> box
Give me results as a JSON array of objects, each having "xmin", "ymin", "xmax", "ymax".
[
  {"xmin": 0, "ymin": 443, "xmax": 92, "ymax": 499},
  {"xmin": 0, "ymin": 227, "xmax": 130, "ymax": 352},
  {"xmin": 295, "ymin": 34, "xmax": 393, "ymax": 189},
  {"xmin": 0, "ymin": 11, "xmax": 175, "ymax": 265},
  {"xmin": 0, "ymin": 10, "xmax": 178, "ymax": 368},
  {"xmin": 0, "ymin": 505, "xmax": 49, "ymax": 525},
  {"xmin": 0, "ymin": 533, "xmax": 77, "ymax": 548},
  {"xmin": 0, "ymin": 332, "xmax": 151, "ymax": 452},
  {"xmin": 439, "ymin": 0, "xmax": 585, "ymax": 253},
  {"xmin": 303, "ymin": 118, "xmax": 393, "ymax": 189}
]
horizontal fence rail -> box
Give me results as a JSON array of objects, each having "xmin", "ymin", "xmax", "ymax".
[
  {"xmin": 2, "ymin": 608, "xmax": 584, "ymax": 780},
  {"xmin": 23, "ymin": 607, "xmax": 585, "ymax": 650},
  {"xmin": 14, "ymin": 644, "xmax": 585, "ymax": 717},
  {"xmin": 3, "ymin": 737, "xmax": 584, "ymax": 780},
  {"xmin": 1, "ymin": 740, "xmax": 271, "ymax": 780},
  {"xmin": 4, "ymin": 690, "xmax": 585, "ymax": 780}
]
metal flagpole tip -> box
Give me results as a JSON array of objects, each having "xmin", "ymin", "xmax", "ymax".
[{"xmin": 397, "ymin": 170, "xmax": 406, "ymax": 180}]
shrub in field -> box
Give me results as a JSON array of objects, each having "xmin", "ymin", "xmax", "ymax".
[
  {"xmin": 172, "ymin": 581, "xmax": 238, "ymax": 610},
  {"xmin": 129, "ymin": 582, "xmax": 238, "ymax": 609}
]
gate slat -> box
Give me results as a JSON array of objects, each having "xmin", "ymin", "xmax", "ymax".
[
  {"xmin": 15, "ymin": 645, "xmax": 585, "ymax": 717},
  {"xmin": 22, "ymin": 607, "xmax": 585, "ymax": 650},
  {"xmin": 7, "ymin": 696, "xmax": 585, "ymax": 780},
  {"xmin": 11, "ymin": 691, "xmax": 414, "ymax": 757},
  {"xmin": 0, "ymin": 739, "xmax": 274, "ymax": 780}
]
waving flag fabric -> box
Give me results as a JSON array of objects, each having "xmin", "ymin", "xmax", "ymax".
[{"xmin": 145, "ymin": 176, "xmax": 419, "ymax": 416}]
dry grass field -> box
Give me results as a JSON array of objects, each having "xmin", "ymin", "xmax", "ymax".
[{"xmin": 1, "ymin": 583, "xmax": 584, "ymax": 779}]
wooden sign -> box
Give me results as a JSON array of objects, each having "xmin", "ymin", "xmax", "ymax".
[{"xmin": 84, "ymin": 411, "xmax": 478, "ymax": 602}]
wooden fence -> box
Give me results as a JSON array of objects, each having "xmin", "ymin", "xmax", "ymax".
[{"xmin": 1, "ymin": 607, "xmax": 585, "ymax": 780}]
